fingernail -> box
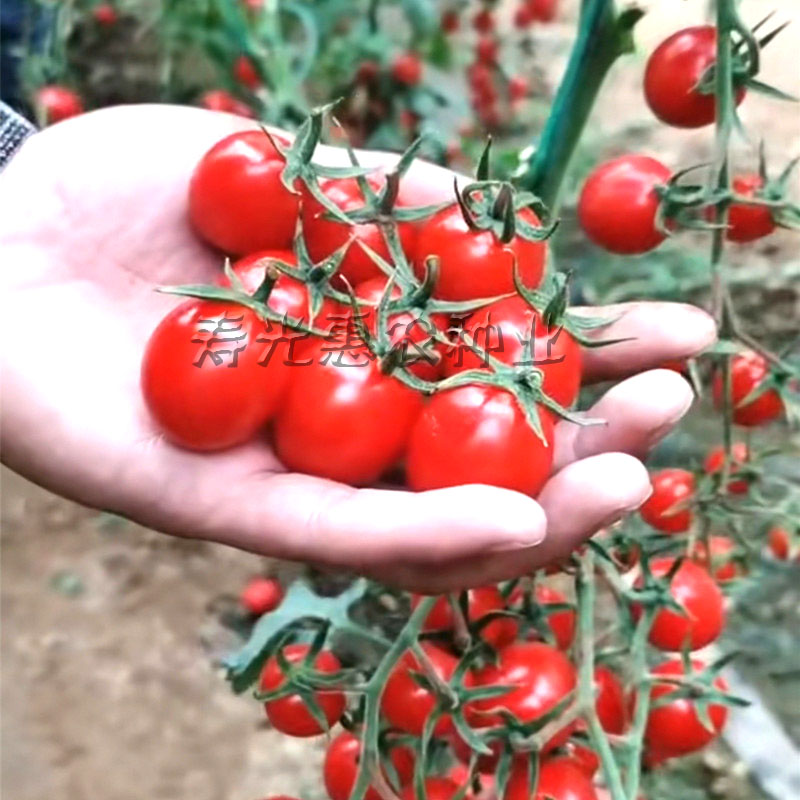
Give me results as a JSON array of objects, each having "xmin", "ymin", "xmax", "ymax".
[
  {"xmin": 597, "ymin": 487, "xmax": 653, "ymax": 530},
  {"xmin": 646, "ymin": 392, "xmax": 695, "ymax": 451}
]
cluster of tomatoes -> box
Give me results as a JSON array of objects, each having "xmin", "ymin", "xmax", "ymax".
[
  {"xmin": 441, "ymin": 1, "xmax": 554, "ymax": 133},
  {"xmin": 140, "ymin": 123, "xmax": 578, "ymax": 497},
  {"xmin": 578, "ymin": 25, "xmax": 790, "ymax": 255}
]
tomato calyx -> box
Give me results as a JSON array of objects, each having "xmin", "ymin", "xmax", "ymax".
[{"xmin": 439, "ymin": 138, "xmax": 557, "ymax": 249}]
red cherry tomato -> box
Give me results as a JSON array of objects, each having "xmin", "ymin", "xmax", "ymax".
[
  {"xmin": 274, "ymin": 337, "xmax": 423, "ymax": 485},
  {"xmin": 514, "ymin": 5, "xmax": 535, "ymax": 28},
  {"xmin": 406, "ymin": 386, "xmax": 554, "ymax": 496},
  {"xmin": 476, "ymin": 37, "xmax": 499, "ymax": 65},
  {"xmin": 401, "ymin": 778, "xmax": 459, "ymax": 800},
  {"xmin": 301, "ymin": 177, "xmax": 418, "ymax": 289},
  {"xmin": 562, "ymin": 741, "xmax": 600, "ymax": 778},
  {"xmin": 645, "ymin": 659, "xmax": 728, "ymax": 758},
  {"xmin": 415, "ymin": 205, "xmax": 546, "ymax": 301},
  {"xmin": 234, "ymin": 55, "xmax": 261, "ymax": 89},
  {"xmin": 703, "ymin": 441, "xmax": 750, "ymax": 494},
  {"xmin": 443, "ymin": 296, "xmax": 582, "ymax": 407},
  {"xmin": 639, "ymin": 469, "xmax": 695, "ymax": 534},
  {"xmin": 259, "ymin": 644, "xmax": 345, "ymax": 737},
  {"xmin": 509, "ymin": 76, "xmax": 529, "ymax": 102},
  {"xmin": 380, "ymin": 643, "xmax": 458, "ymax": 736},
  {"xmin": 473, "ymin": 8, "xmax": 495, "ymax": 32},
  {"xmin": 93, "ymin": 3, "xmax": 118, "ymax": 25},
  {"xmin": 324, "ymin": 731, "xmax": 414, "ymax": 800},
  {"xmin": 767, "ymin": 526, "xmax": 792, "ymax": 560},
  {"xmin": 352, "ymin": 277, "xmax": 449, "ymax": 380},
  {"xmin": 527, "ymin": 0, "xmax": 558, "ymax": 24},
  {"xmin": 199, "ymin": 89, "xmax": 254, "ymax": 118},
  {"xmin": 469, "ymin": 642, "xmax": 577, "ymax": 751},
  {"xmin": 412, "ymin": 586, "xmax": 519, "ymax": 649},
  {"xmin": 578, "ymin": 155, "xmax": 671, "ymax": 255},
  {"xmin": 726, "ymin": 174, "xmax": 776, "ymax": 243},
  {"xmin": 504, "ymin": 756, "xmax": 598, "ymax": 800},
  {"xmin": 392, "ymin": 53, "xmax": 423, "ymax": 86},
  {"xmin": 644, "ymin": 26, "xmax": 746, "ymax": 128},
  {"xmin": 141, "ymin": 300, "xmax": 287, "ymax": 450},
  {"xmin": 441, "ymin": 9, "xmax": 460, "ymax": 33},
  {"xmin": 240, "ymin": 577, "xmax": 283, "ymax": 615},
  {"xmin": 189, "ymin": 131, "xmax": 298, "ymax": 255},
  {"xmin": 712, "ymin": 351, "xmax": 783, "ymax": 427},
  {"xmin": 35, "ymin": 85, "xmax": 83, "ymax": 124},
  {"xmin": 635, "ymin": 558, "xmax": 725, "ymax": 652},
  {"xmin": 691, "ymin": 535, "xmax": 741, "ymax": 583},
  {"xmin": 594, "ymin": 666, "xmax": 628, "ymax": 734},
  {"xmin": 509, "ymin": 584, "xmax": 576, "ymax": 650}
]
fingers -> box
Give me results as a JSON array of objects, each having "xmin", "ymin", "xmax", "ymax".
[
  {"xmin": 553, "ymin": 369, "xmax": 694, "ymax": 471},
  {"xmin": 577, "ymin": 302, "xmax": 716, "ymax": 382},
  {"xmin": 535, "ymin": 453, "xmax": 652, "ymax": 565},
  {"xmin": 195, "ymin": 471, "xmax": 547, "ymax": 591}
]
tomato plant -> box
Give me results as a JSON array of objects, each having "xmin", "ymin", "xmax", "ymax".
[
  {"xmin": 703, "ymin": 441, "xmax": 750, "ymax": 494},
  {"xmin": 712, "ymin": 350, "xmax": 784, "ymax": 427}
]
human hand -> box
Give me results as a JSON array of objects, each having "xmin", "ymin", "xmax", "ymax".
[{"xmin": 0, "ymin": 104, "xmax": 716, "ymax": 592}]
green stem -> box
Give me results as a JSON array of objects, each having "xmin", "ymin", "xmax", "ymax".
[
  {"xmin": 515, "ymin": 0, "xmax": 642, "ymax": 212},
  {"xmin": 349, "ymin": 597, "xmax": 438, "ymax": 800},
  {"xmin": 576, "ymin": 550, "xmax": 627, "ymax": 800}
]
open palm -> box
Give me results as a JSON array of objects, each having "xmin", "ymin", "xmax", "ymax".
[{"xmin": 0, "ymin": 104, "xmax": 716, "ymax": 591}]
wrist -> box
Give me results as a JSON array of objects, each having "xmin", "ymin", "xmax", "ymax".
[{"xmin": 0, "ymin": 102, "xmax": 35, "ymax": 171}]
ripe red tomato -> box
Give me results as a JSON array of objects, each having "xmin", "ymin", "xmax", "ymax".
[
  {"xmin": 141, "ymin": 300, "xmax": 287, "ymax": 450},
  {"xmin": 380, "ymin": 643, "xmax": 458, "ymax": 736},
  {"xmin": 594, "ymin": 666, "xmax": 628, "ymax": 734},
  {"xmin": 189, "ymin": 131, "xmax": 299, "ymax": 255},
  {"xmin": 635, "ymin": 558, "xmax": 725, "ymax": 652},
  {"xmin": 392, "ymin": 53, "xmax": 423, "ymax": 86},
  {"xmin": 93, "ymin": 3, "xmax": 118, "ymax": 25},
  {"xmin": 504, "ymin": 756, "xmax": 598, "ymax": 800},
  {"xmin": 578, "ymin": 155, "xmax": 671, "ymax": 254},
  {"xmin": 401, "ymin": 778, "xmax": 459, "ymax": 800},
  {"xmin": 726, "ymin": 174, "xmax": 776, "ymax": 242},
  {"xmin": 509, "ymin": 584, "xmax": 576, "ymax": 650},
  {"xmin": 324, "ymin": 731, "xmax": 414, "ymax": 800},
  {"xmin": 514, "ymin": 5, "xmax": 534, "ymax": 28},
  {"xmin": 352, "ymin": 277, "xmax": 449, "ymax": 381},
  {"xmin": 301, "ymin": 177, "xmax": 417, "ymax": 289},
  {"xmin": 712, "ymin": 351, "xmax": 783, "ymax": 427},
  {"xmin": 473, "ymin": 8, "xmax": 495, "ymax": 32},
  {"xmin": 509, "ymin": 76, "xmax": 529, "ymax": 102},
  {"xmin": 476, "ymin": 37, "xmax": 499, "ymax": 65},
  {"xmin": 561, "ymin": 741, "xmax": 600, "ymax": 778},
  {"xmin": 768, "ymin": 526, "xmax": 792, "ymax": 560},
  {"xmin": 259, "ymin": 644, "xmax": 345, "ymax": 737},
  {"xmin": 441, "ymin": 9, "xmax": 460, "ymax": 33},
  {"xmin": 691, "ymin": 535, "xmax": 741, "ymax": 583},
  {"xmin": 274, "ymin": 338, "xmax": 423, "ymax": 485},
  {"xmin": 415, "ymin": 204, "xmax": 546, "ymax": 301},
  {"xmin": 469, "ymin": 642, "xmax": 577, "ymax": 751},
  {"xmin": 527, "ymin": 0, "xmax": 558, "ymax": 23},
  {"xmin": 234, "ymin": 55, "xmax": 261, "ymax": 89},
  {"xmin": 412, "ymin": 586, "xmax": 519, "ymax": 649},
  {"xmin": 406, "ymin": 386, "xmax": 554, "ymax": 496},
  {"xmin": 200, "ymin": 89, "xmax": 254, "ymax": 118},
  {"xmin": 639, "ymin": 468, "xmax": 695, "ymax": 534},
  {"xmin": 644, "ymin": 26, "xmax": 746, "ymax": 128},
  {"xmin": 703, "ymin": 441, "xmax": 750, "ymax": 494},
  {"xmin": 35, "ymin": 85, "xmax": 84, "ymax": 124},
  {"xmin": 645, "ymin": 659, "xmax": 729, "ymax": 758},
  {"xmin": 240, "ymin": 577, "xmax": 284, "ymax": 615},
  {"xmin": 443, "ymin": 296, "xmax": 582, "ymax": 407}
]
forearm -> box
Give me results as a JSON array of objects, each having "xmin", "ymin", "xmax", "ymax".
[{"xmin": 0, "ymin": 101, "xmax": 35, "ymax": 171}]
